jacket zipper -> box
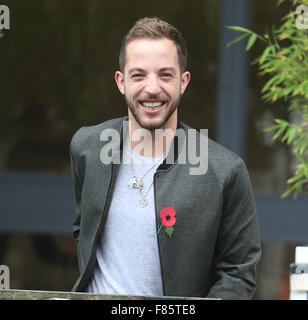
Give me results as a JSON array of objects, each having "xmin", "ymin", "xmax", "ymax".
[{"xmin": 153, "ymin": 171, "xmax": 166, "ymax": 296}]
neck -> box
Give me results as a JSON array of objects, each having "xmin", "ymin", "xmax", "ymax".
[{"xmin": 128, "ymin": 113, "xmax": 177, "ymax": 158}]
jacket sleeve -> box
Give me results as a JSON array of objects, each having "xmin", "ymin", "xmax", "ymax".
[
  {"xmin": 206, "ymin": 158, "xmax": 262, "ymax": 300},
  {"xmin": 70, "ymin": 128, "xmax": 84, "ymax": 243}
]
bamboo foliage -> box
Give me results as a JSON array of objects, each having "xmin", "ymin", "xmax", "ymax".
[{"xmin": 228, "ymin": 0, "xmax": 308, "ymax": 198}]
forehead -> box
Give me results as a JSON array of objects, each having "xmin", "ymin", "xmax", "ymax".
[{"xmin": 125, "ymin": 38, "xmax": 179, "ymax": 71}]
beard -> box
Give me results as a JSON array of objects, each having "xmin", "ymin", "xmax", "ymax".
[{"xmin": 125, "ymin": 92, "xmax": 182, "ymax": 130}]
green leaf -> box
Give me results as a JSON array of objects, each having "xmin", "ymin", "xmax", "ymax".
[
  {"xmin": 293, "ymin": 86, "xmax": 303, "ymax": 96},
  {"xmin": 227, "ymin": 33, "xmax": 250, "ymax": 47},
  {"xmin": 294, "ymin": 136, "xmax": 308, "ymax": 154},
  {"xmin": 277, "ymin": 119, "xmax": 291, "ymax": 126},
  {"xmin": 259, "ymin": 46, "xmax": 274, "ymax": 64},
  {"xmin": 272, "ymin": 25, "xmax": 280, "ymax": 50},
  {"xmin": 226, "ymin": 25, "xmax": 253, "ymax": 34},
  {"xmin": 304, "ymin": 165, "xmax": 308, "ymax": 179},
  {"xmin": 281, "ymin": 126, "xmax": 296, "ymax": 144},
  {"xmin": 294, "ymin": 152, "xmax": 305, "ymax": 163},
  {"xmin": 246, "ymin": 33, "xmax": 257, "ymax": 50},
  {"xmin": 304, "ymin": 82, "xmax": 308, "ymax": 97},
  {"xmin": 272, "ymin": 122, "xmax": 288, "ymax": 140},
  {"xmin": 281, "ymin": 180, "xmax": 303, "ymax": 199},
  {"xmin": 262, "ymin": 74, "xmax": 284, "ymax": 93},
  {"xmin": 292, "ymin": 80, "xmax": 308, "ymax": 96},
  {"xmin": 299, "ymin": 139, "xmax": 308, "ymax": 154},
  {"xmin": 286, "ymin": 127, "xmax": 297, "ymax": 145},
  {"xmin": 281, "ymin": 186, "xmax": 295, "ymax": 199},
  {"xmin": 277, "ymin": 0, "xmax": 286, "ymax": 6},
  {"xmin": 287, "ymin": 171, "xmax": 305, "ymax": 184},
  {"xmin": 164, "ymin": 226, "xmax": 174, "ymax": 238},
  {"xmin": 264, "ymin": 124, "xmax": 281, "ymax": 132}
]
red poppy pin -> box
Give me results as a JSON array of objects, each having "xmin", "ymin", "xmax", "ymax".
[{"xmin": 157, "ymin": 207, "xmax": 176, "ymax": 237}]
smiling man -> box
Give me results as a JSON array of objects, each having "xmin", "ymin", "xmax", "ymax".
[
  {"xmin": 115, "ymin": 26, "xmax": 190, "ymax": 158},
  {"xmin": 70, "ymin": 17, "xmax": 261, "ymax": 299}
]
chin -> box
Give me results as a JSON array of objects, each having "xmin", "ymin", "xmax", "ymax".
[
  {"xmin": 128, "ymin": 102, "xmax": 177, "ymax": 130},
  {"xmin": 138, "ymin": 120, "xmax": 165, "ymax": 130}
]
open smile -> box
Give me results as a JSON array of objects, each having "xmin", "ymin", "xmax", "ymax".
[{"xmin": 139, "ymin": 100, "xmax": 166, "ymax": 113}]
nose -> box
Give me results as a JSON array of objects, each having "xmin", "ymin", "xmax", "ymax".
[{"xmin": 144, "ymin": 75, "xmax": 161, "ymax": 95}]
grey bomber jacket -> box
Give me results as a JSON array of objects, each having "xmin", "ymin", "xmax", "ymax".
[{"xmin": 70, "ymin": 116, "xmax": 261, "ymax": 299}]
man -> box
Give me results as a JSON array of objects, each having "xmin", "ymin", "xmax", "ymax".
[{"xmin": 70, "ymin": 17, "xmax": 261, "ymax": 299}]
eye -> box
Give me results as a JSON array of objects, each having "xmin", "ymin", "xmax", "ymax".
[
  {"xmin": 160, "ymin": 73, "xmax": 173, "ymax": 79},
  {"xmin": 131, "ymin": 74, "xmax": 143, "ymax": 79}
]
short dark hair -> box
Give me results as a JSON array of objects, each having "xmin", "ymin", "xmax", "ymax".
[{"xmin": 119, "ymin": 17, "xmax": 188, "ymax": 73}]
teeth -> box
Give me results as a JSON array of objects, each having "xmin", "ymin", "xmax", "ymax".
[{"xmin": 142, "ymin": 101, "xmax": 164, "ymax": 109}]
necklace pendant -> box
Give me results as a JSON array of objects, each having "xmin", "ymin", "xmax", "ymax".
[
  {"xmin": 139, "ymin": 197, "xmax": 149, "ymax": 208},
  {"xmin": 129, "ymin": 176, "xmax": 144, "ymax": 190}
]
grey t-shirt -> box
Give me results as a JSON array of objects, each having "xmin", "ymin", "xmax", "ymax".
[{"xmin": 87, "ymin": 144, "xmax": 164, "ymax": 296}]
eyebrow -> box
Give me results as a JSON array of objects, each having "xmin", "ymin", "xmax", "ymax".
[
  {"xmin": 128, "ymin": 67, "xmax": 176, "ymax": 75},
  {"xmin": 159, "ymin": 67, "xmax": 176, "ymax": 74},
  {"xmin": 128, "ymin": 68, "xmax": 145, "ymax": 75}
]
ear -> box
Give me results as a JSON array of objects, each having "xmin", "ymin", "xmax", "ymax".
[
  {"xmin": 115, "ymin": 71, "xmax": 125, "ymax": 95},
  {"xmin": 180, "ymin": 71, "xmax": 191, "ymax": 95}
]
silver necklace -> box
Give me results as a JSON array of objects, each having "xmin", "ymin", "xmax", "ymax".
[
  {"xmin": 138, "ymin": 181, "xmax": 154, "ymax": 208},
  {"xmin": 128, "ymin": 149, "xmax": 162, "ymax": 192},
  {"xmin": 128, "ymin": 148, "xmax": 164, "ymax": 208}
]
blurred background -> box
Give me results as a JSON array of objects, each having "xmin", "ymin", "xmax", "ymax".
[{"xmin": 0, "ymin": 0, "xmax": 307, "ymax": 299}]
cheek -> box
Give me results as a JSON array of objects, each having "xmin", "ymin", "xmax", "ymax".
[
  {"xmin": 170, "ymin": 83, "xmax": 182, "ymax": 98},
  {"xmin": 126, "ymin": 82, "xmax": 144, "ymax": 97},
  {"xmin": 161, "ymin": 81, "xmax": 180, "ymax": 95}
]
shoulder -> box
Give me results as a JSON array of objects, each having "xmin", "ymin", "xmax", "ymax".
[
  {"xmin": 70, "ymin": 116, "xmax": 127, "ymax": 156},
  {"xmin": 179, "ymin": 121, "xmax": 247, "ymax": 177},
  {"xmin": 208, "ymin": 137, "xmax": 244, "ymax": 169}
]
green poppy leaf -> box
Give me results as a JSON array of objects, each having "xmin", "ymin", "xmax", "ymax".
[{"xmin": 165, "ymin": 226, "xmax": 174, "ymax": 238}]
